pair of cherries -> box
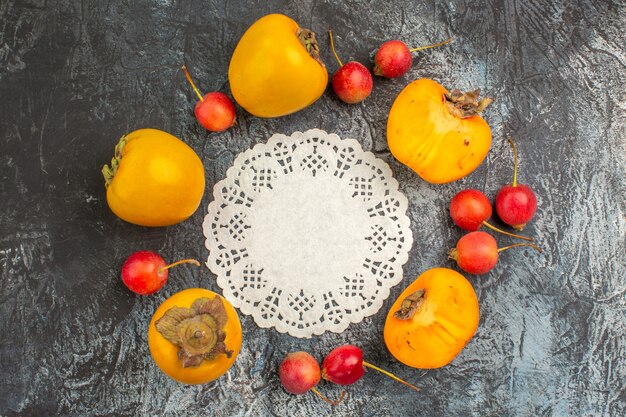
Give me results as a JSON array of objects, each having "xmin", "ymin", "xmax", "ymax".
[
  {"xmin": 279, "ymin": 344, "xmax": 419, "ymax": 406},
  {"xmin": 448, "ymin": 140, "xmax": 540, "ymax": 275},
  {"xmin": 329, "ymin": 33, "xmax": 452, "ymax": 104}
]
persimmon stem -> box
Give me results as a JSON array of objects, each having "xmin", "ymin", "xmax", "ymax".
[
  {"xmin": 481, "ymin": 221, "xmax": 533, "ymax": 241},
  {"xmin": 497, "ymin": 243, "xmax": 542, "ymax": 253},
  {"xmin": 328, "ymin": 31, "xmax": 343, "ymax": 67},
  {"xmin": 310, "ymin": 387, "xmax": 346, "ymax": 406},
  {"xmin": 181, "ymin": 65, "xmax": 204, "ymax": 102},
  {"xmin": 158, "ymin": 259, "xmax": 201, "ymax": 273},
  {"xmin": 362, "ymin": 361, "xmax": 421, "ymax": 392},
  {"xmin": 409, "ymin": 37, "xmax": 453, "ymax": 53},
  {"xmin": 508, "ymin": 138, "xmax": 518, "ymax": 187}
]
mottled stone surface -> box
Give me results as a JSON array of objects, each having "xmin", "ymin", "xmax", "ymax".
[{"xmin": 0, "ymin": 0, "xmax": 624, "ymax": 416}]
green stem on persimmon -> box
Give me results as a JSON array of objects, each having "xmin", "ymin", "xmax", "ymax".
[{"xmin": 102, "ymin": 134, "xmax": 127, "ymax": 188}]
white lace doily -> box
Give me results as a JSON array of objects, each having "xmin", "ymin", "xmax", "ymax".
[{"xmin": 203, "ymin": 129, "xmax": 413, "ymax": 338}]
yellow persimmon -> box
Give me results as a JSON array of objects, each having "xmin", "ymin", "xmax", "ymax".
[
  {"xmin": 384, "ymin": 268, "xmax": 479, "ymax": 368},
  {"xmin": 148, "ymin": 288, "xmax": 242, "ymax": 385},
  {"xmin": 228, "ymin": 13, "xmax": 328, "ymax": 118},
  {"xmin": 102, "ymin": 128, "xmax": 205, "ymax": 227},
  {"xmin": 387, "ymin": 78, "xmax": 493, "ymax": 183}
]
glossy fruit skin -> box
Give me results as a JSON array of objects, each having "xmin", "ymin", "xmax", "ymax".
[
  {"xmin": 321, "ymin": 345, "xmax": 365, "ymax": 385},
  {"xmin": 454, "ymin": 231, "xmax": 498, "ymax": 274},
  {"xmin": 387, "ymin": 78, "xmax": 492, "ymax": 183},
  {"xmin": 384, "ymin": 268, "xmax": 479, "ymax": 368},
  {"xmin": 148, "ymin": 288, "xmax": 242, "ymax": 385},
  {"xmin": 194, "ymin": 92, "xmax": 236, "ymax": 132},
  {"xmin": 105, "ymin": 129, "xmax": 205, "ymax": 226},
  {"xmin": 228, "ymin": 14, "xmax": 328, "ymax": 118},
  {"xmin": 495, "ymin": 184, "xmax": 537, "ymax": 230},
  {"xmin": 331, "ymin": 61, "xmax": 373, "ymax": 103},
  {"xmin": 121, "ymin": 250, "xmax": 167, "ymax": 295},
  {"xmin": 374, "ymin": 40, "xmax": 412, "ymax": 78},
  {"xmin": 450, "ymin": 189, "xmax": 492, "ymax": 231},
  {"xmin": 279, "ymin": 351, "xmax": 321, "ymax": 394}
]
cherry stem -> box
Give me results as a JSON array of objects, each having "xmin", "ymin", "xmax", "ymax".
[
  {"xmin": 362, "ymin": 361, "xmax": 421, "ymax": 393},
  {"xmin": 409, "ymin": 37, "xmax": 453, "ymax": 53},
  {"xmin": 328, "ymin": 30, "xmax": 343, "ymax": 67},
  {"xmin": 497, "ymin": 243, "xmax": 542, "ymax": 254},
  {"xmin": 181, "ymin": 65, "xmax": 204, "ymax": 102},
  {"xmin": 158, "ymin": 259, "xmax": 201, "ymax": 273},
  {"xmin": 508, "ymin": 137, "xmax": 519, "ymax": 187},
  {"xmin": 310, "ymin": 387, "xmax": 346, "ymax": 406},
  {"xmin": 481, "ymin": 221, "xmax": 533, "ymax": 241}
]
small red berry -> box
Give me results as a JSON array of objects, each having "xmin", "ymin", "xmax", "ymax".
[
  {"xmin": 279, "ymin": 352, "xmax": 321, "ymax": 395},
  {"xmin": 322, "ymin": 344, "xmax": 420, "ymax": 392},
  {"xmin": 373, "ymin": 38, "xmax": 453, "ymax": 78},
  {"xmin": 373, "ymin": 40, "xmax": 412, "ymax": 78},
  {"xmin": 449, "ymin": 231, "xmax": 499, "ymax": 275},
  {"xmin": 194, "ymin": 92, "xmax": 236, "ymax": 132},
  {"xmin": 182, "ymin": 65, "xmax": 236, "ymax": 132},
  {"xmin": 329, "ymin": 31, "xmax": 373, "ymax": 104},
  {"xmin": 450, "ymin": 189, "xmax": 492, "ymax": 231},
  {"xmin": 121, "ymin": 251, "xmax": 200, "ymax": 295},
  {"xmin": 449, "ymin": 231, "xmax": 541, "ymax": 275},
  {"xmin": 279, "ymin": 351, "xmax": 346, "ymax": 405},
  {"xmin": 495, "ymin": 139, "xmax": 537, "ymax": 230},
  {"xmin": 322, "ymin": 344, "xmax": 365, "ymax": 385},
  {"xmin": 496, "ymin": 184, "xmax": 537, "ymax": 230}
]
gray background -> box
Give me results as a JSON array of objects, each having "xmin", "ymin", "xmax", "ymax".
[{"xmin": 1, "ymin": 0, "xmax": 624, "ymax": 416}]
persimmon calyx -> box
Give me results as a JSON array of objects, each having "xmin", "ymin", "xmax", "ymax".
[
  {"xmin": 101, "ymin": 135, "xmax": 127, "ymax": 188},
  {"xmin": 296, "ymin": 28, "xmax": 324, "ymax": 67},
  {"xmin": 444, "ymin": 89, "xmax": 493, "ymax": 119},
  {"xmin": 155, "ymin": 297, "xmax": 233, "ymax": 368},
  {"xmin": 394, "ymin": 289, "xmax": 426, "ymax": 320}
]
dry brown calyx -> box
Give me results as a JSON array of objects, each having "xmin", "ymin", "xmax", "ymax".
[
  {"xmin": 444, "ymin": 89, "xmax": 494, "ymax": 119},
  {"xmin": 297, "ymin": 28, "xmax": 325, "ymax": 68},
  {"xmin": 394, "ymin": 289, "xmax": 426, "ymax": 320},
  {"xmin": 155, "ymin": 297, "xmax": 233, "ymax": 368}
]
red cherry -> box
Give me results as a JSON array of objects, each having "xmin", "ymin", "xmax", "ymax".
[
  {"xmin": 449, "ymin": 231, "xmax": 499, "ymax": 275},
  {"xmin": 321, "ymin": 344, "xmax": 365, "ymax": 385},
  {"xmin": 279, "ymin": 352, "xmax": 321, "ymax": 395},
  {"xmin": 194, "ymin": 92, "xmax": 237, "ymax": 132},
  {"xmin": 448, "ymin": 231, "xmax": 541, "ymax": 275},
  {"xmin": 322, "ymin": 344, "xmax": 419, "ymax": 392},
  {"xmin": 373, "ymin": 40, "xmax": 412, "ymax": 78},
  {"xmin": 121, "ymin": 251, "xmax": 199, "ymax": 295},
  {"xmin": 496, "ymin": 184, "xmax": 537, "ymax": 230},
  {"xmin": 328, "ymin": 31, "xmax": 373, "ymax": 104},
  {"xmin": 182, "ymin": 65, "xmax": 236, "ymax": 132},
  {"xmin": 373, "ymin": 38, "xmax": 452, "ymax": 79},
  {"xmin": 495, "ymin": 139, "xmax": 537, "ymax": 230},
  {"xmin": 279, "ymin": 351, "xmax": 345, "ymax": 405},
  {"xmin": 450, "ymin": 189, "xmax": 493, "ymax": 231}
]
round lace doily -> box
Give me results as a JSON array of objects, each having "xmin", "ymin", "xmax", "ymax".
[{"xmin": 203, "ymin": 129, "xmax": 413, "ymax": 337}]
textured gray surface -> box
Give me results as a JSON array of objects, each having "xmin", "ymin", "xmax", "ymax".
[{"xmin": 1, "ymin": 0, "xmax": 624, "ymax": 416}]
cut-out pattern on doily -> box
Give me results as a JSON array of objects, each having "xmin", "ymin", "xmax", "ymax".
[{"xmin": 203, "ymin": 129, "xmax": 413, "ymax": 338}]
